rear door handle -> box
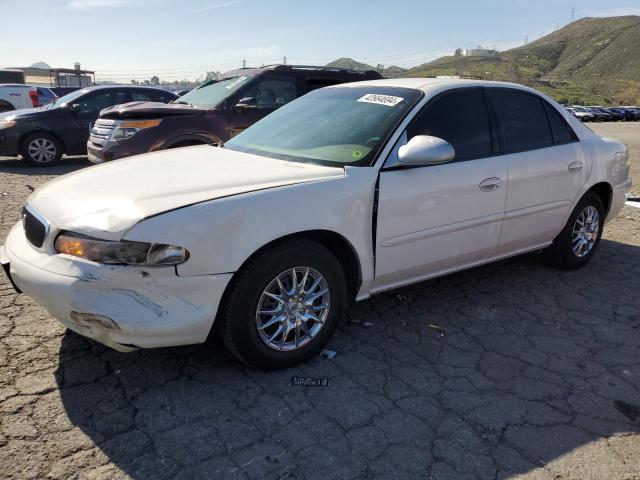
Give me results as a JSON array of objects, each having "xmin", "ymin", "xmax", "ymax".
[
  {"xmin": 479, "ymin": 177, "xmax": 501, "ymax": 192},
  {"xmin": 568, "ymin": 161, "xmax": 583, "ymax": 171}
]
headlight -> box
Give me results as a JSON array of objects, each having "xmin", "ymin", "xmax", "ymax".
[
  {"xmin": 112, "ymin": 119, "xmax": 161, "ymax": 140},
  {"xmin": 0, "ymin": 119, "xmax": 17, "ymax": 130},
  {"xmin": 54, "ymin": 232, "xmax": 189, "ymax": 266}
]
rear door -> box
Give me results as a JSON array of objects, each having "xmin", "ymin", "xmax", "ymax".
[
  {"xmin": 374, "ymin": 88, "xmax": 507, "ymax": 290},
  {"xmin": 226, "ymin": 75, "xmax": 299, "ymax": 138},
  {"xmin": 486, "ymin": 88, "xmax": 588, "ymax": 253}
]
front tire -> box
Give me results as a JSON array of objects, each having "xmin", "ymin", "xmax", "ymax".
[
  {"xmin": 20, "ymin": 132, "xmax": 63, "ymax": 166},
  {"xmin": 544, "ymin": 192, "xmax": 604, "ymax": 270},
  {"xmin": 217, "ymin": 238, "xmax": 347, "ymax": 370}
]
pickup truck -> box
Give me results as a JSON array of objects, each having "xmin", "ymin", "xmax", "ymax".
[{"xmin": 0, "ymin": 84, "xmax": 39, "ymax": 112}]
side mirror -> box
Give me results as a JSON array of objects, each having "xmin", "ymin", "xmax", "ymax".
[
  {"xmin": 235, "ymin": 97, "xmax": 257, "ymax": 109},
  {"xmin": 397, "ymin": 135, "xmax": 455, "ymax": 166},
  {"xmin": 69, "ymin": 103, "xmax": 82, "ymax": 113}
]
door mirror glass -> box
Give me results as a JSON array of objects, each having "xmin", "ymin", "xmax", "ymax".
[
  {"xmin": 69, "ymin": 103, "xmax": 81, "ymax": 113},
  {"xmin": 235, "ymin": 96, "xmax": 257, "ymax": 108},
  {"xmin": 397, "ymin": 135, "xmax": 455, "ymax": 166}
]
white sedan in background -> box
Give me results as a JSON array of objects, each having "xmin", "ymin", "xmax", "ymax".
[{"xmin": 1, "ymin": 78, "xmax": 632, "ymax": 369}]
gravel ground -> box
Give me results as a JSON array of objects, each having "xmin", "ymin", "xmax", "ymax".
[{"xmin": 0, "ymin": 124, "xmax": 639, "ymax": 479}]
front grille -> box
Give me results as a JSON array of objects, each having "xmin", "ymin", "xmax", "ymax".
[
  {"xmin": 23, "ymin": 207, "xmax": 47, "ymax": 248},
  {"xmin": 89, "ymin": 118, "xmax": 118, "ymax": 146}
]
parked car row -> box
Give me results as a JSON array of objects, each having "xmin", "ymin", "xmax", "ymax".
[
  {"xmin": 564, "ymin": 104, "xmax": 640, "ymax": 122},
  {"xmin": 1, "ymin": 77, "xmax": 632, "ymax": 368},
  {"xmin": 0, "ymin": 65, "xmax": 383, "ymax": 166},
  {"xmin": 0, "ymin": 85, "xmax": 179, "ymax": 165}
]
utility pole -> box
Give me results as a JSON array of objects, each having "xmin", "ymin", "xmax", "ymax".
[
  {"xmin": 571, "ymin": 7, "xmax": 575, "ymax": 22},
  {"xmin": 525, "ymin": 34, "xmax": 528, "ymax": 45},
  {"xmin": 283, "ymin": 56, "xmax": 287, "ymax": 65},
  {"xmin": 242, "ymin": 59, "xmax": 246, "ymax": 68}
]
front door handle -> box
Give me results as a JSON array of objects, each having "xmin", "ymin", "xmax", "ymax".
[
  {"xmin": 479, "ymin": 177, "xmax": 501, "ymax": 192},
  {"xmin": 568, "ymin": 161, "xmax": 583, "ymax": 171}
]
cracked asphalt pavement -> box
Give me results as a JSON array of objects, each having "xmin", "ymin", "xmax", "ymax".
[{"xmin": 1, "ymin": 123, "xmax": 639, "ymax": 479}]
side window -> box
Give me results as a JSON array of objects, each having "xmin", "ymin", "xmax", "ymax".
[
  {"xmin": 305, "ymin": 77, "xmax": 342, "ymax": 93},
  {"xmin": 408, "ymin": 89, "xmax": 492, "ymax": 161},
  {"xmin": 135, "ymin": 90, "xmax": 175, "ymax": 103},
  {"xmin": 80, "ymin": 90, "xmax": 129, "ymax": 112},
  {"xmin": 543, "ymin": 101, "xmax": 577, "ymax": 144},
  {"xmin": 132, "ymin": 91, "xmax": 152, "ymax": 101},
  {"xmin": 241, "ymin": 76, "xmax": 298, "ymax": 109},
  {"xmin": 488, "ymin": 90, "xmax": 553, "ymax": 153}
]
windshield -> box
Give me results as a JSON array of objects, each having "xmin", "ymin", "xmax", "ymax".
[
  {"xmin": 225, "ymin": 86, "xmax": 423, "ymax": 166},
  {"xmin": 176, "ymin": 75, "xmax": 255, "ymax": 108}
]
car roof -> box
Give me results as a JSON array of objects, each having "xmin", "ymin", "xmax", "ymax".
[
  {"xmin": 330, "ymin": 77, "xmax": 548, "ymax": 95},
  {"xmin": 79, "ymin": 84, "xmax": 173, "ymax": 92}
]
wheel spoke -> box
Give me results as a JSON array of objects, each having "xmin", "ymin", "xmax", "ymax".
[
  {"xmin": 268, "ymin": 323, "xmax": 285, "ymax": 343},
  {"xmin": 302, "ymin": 311, "xmax": 323, "ymax": 324},
  {"xmin": 259, "ymin": 314, "xmax": 285, "ymax": 330},
  {"xmin": 310, "ymin": 302, "xmax": 329, "ymax": 311},
  {"xmin": 299, "ymin": 268, "xmax": 309, "ymax": 294},
  {"xmin": 290, "ymin": 268, "xmax": 298, "ymax": 295},
  {"xmin": 305, "ymin": 288, "xmax": 328, "ymax": 305},
  {"xmin": 307, "ymin": 275, "xmax": 322, "ymax": 294},
  {"xmin": 264, "ymin": 292, "xmax": 284, "ymax": 304}
]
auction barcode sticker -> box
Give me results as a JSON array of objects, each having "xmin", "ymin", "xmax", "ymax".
[
  {"xmin": 226, "ymin": 76, "xmax": 247, "ymax": 89},
  {"xmin": 357, "ymin": 94, "xmax": 404, "ymax": 106}
]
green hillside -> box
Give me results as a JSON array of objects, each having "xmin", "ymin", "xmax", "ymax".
[
  {"xmin": 327, "ymin": 16, "xmax": 640, "ymax": 104},
  {"xmin": 325, "ymin": 58, "xmax": 378, "ymax": 71},
  {"xmin": 404, "ymin": 16, "xmax": 640, "ymax": 104},
  {"xmin": 324, "ymin": 58, "xmax": 406, "ymax": 77}
]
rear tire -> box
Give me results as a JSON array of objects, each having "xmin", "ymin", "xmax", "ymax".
[
  {"xmin": 20, "ymin": 132, "xmax": 63, "ymax": 167},
  {"xmin": 217, "ymin": 238, "xmax": 347, "ymax": 370},
  {"xmin": 544, "ymin": 192, "xmax": 604, "ymax": 270}
]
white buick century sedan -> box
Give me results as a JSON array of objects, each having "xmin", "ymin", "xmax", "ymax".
[{"xmin": 1, "ymin": 79, "xmax": 632, "ymax": 369}]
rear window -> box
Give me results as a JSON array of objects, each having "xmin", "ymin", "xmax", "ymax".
[
  {"xmin": 544, "ymin": 102, "xmax": 577, "ymax": 144},
  {"xmin": 488, "ymin": 89, "xmax": 553, "ymax": 154}
]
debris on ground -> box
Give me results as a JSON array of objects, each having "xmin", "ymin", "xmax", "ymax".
[
  {"xmin": 350, "ymin": 318, "xmax": 375, "ymax": 328},
  {"xmin": 321, "ymin": 349, "xmax": 337, "ymax": 360},
  {"xmin": 429, "ymin": 323, "xmax": 447, "ymax": 338},
  {"xmin": 291, "ymin": 376, "xmax": 330, "ymax": 387}
]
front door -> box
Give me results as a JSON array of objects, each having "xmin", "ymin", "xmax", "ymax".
[
  {"xmin": 374, "ymin": 88, "xmax": 507, "ymax": 291},
  {"xmin": 67, "ymin": 89, "xmax": 131, "ymax": 153},
  {"xmin": 226, "ymin": 75, "xmax": 298, "ymax": 139}
]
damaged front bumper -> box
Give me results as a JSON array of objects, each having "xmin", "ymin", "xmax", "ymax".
[{"xmin": 2, "ymin": 222, "xmax": 232, "ymax": 351}]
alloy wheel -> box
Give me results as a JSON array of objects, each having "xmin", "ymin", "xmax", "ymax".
[
  {"xmin": 255, "ymin": 267, "xmax": 331, "ymax": 351},
  {"xmin": 571, "ymin": 205, "xmax": 600, "ymax": 258}
]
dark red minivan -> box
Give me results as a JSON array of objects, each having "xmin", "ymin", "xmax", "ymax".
[{"xmin": 87, "ymin": 64, "xmax": 383, "ymax": 163}]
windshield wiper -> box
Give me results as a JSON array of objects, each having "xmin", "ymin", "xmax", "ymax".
[{"xmin": 171, "ymin": 100, "xmax": 194, "ymax": 107}]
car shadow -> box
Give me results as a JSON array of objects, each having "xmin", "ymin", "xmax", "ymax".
[
  {"xmin": 54, "ymin": 239, "xmax": 640, "ymax": 479},
  {"xmin": 0, "ymin": 155, "xmax": 90, "ymax": 176}
]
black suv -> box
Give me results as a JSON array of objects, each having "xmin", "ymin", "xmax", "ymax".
[
  {"xmin": 87, "ymin": 65, "xmax": 383, "ymax": 163},
  {"xmin": 0, "ymin": 85, "xmax": 178, "ymax": 166}
]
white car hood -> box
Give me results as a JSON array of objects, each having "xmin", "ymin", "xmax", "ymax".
[{"xmin": 27, "ymin": 145, "xmax": 345, "ymax": 239}]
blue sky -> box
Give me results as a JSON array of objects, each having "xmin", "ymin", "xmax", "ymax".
[{"xmin": 3, "ymin": 0, "xmax": 640, "ymax": 82}]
